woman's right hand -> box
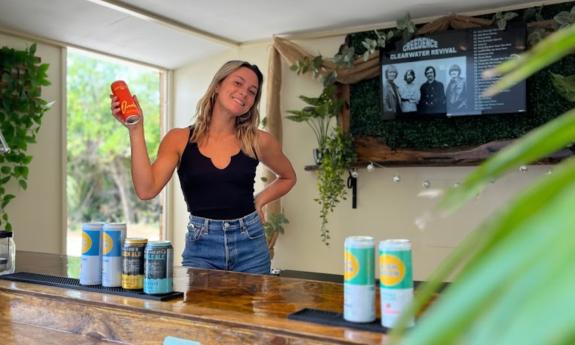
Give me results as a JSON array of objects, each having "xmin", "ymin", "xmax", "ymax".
[{"xmin": 110, "ymin": 94, "xmax": 143, "ymax": 129}]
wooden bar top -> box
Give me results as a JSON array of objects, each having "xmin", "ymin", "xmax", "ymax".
[{"xmin": 0, "ymin": 251, "xmax": 388, "ymax": 344}]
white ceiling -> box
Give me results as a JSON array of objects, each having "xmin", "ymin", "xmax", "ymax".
[{"xmin": 0, "ymin": 0, "xmax": 555, "ymax": 69}]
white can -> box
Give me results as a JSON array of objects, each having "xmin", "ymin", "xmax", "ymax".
[
  {"xmin": 80, "ymin": 223, "xmax": 103, "ymax": 285},
  {"xmin": 344, "ymin": 236, "xmax": 375, "ymax": 323},
  {"xmin": 379, "ymin": 239, "xmax": 414, "ymax": 328},
  {"xmin": 102, "ymin": 223, "xmax": 126, "ymax": 287}
]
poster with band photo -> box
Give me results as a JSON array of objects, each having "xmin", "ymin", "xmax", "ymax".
[{"xmin": 380, "ymin": 23, "xmax": 526, "ymax": 120}]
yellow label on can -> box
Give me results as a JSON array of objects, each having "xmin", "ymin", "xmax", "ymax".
[
  {"xmin": 344, "ymin": 250, "xmax": 359, "ymax": 281},
  {"xmin": 380, "ymin": 254, "xmax": 406, "ymax": 286},
  {"xmin": 122, "ymin": 274, "xmax": 143, "ymax": 290},
  {"xmin": 102, "ymin": 232, "xmax": 113, "ymax": 255},
  {"xmin": 82, "ymin": 232, "xmax": 92, "ymax": 254}
]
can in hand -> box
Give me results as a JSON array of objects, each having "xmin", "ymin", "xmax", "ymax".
[
  {"xmin": 343, "ymin": 236, "xmax": 376, "ymax": 323},
  {"xmin": 379, "ymin": 239, "xmax": 414, "ymax": 328},
  {"xmin": 111, "ymin": 80, "xmax": 141, "ymax": 125}
]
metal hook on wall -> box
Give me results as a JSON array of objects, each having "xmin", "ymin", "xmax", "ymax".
[{"xmin": 347, "ymin": 169, "xmax": 358, "ymax": 209}]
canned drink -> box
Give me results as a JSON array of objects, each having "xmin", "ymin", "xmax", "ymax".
[
  {"xmin": 102, "ymin": 223, "xmax": 126, "ymax": 287},
  {"xmin": 80, "ymin": 223, "xmax": 103, "ymax": 285},
  {"xmin": 111, "ymin": 80, "xmax": 141, "ymax": 125},
  {"xmin": 122, "ymin": 238, "xmax": 147, "ymax": 290},
  {"xmin": 379, "ymin": 239, "xmax": 414, "ymax": 328},
  {"xmin": 144, "ymin": 241, "xmax": 173, "ymax": 295},
  {"xmin": 344, "ymin": 236, "xmax": 375, "ymax": 323}
]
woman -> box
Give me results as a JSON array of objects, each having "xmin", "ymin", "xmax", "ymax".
[{"xmin": 111, "ymin": 60, "xmax": 297, "ymax": 274}]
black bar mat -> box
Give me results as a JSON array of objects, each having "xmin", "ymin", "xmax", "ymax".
[
  {"xmin": 288, "ymin": 308, "xmax": 388, "ymax": 333},
  {"xmin": 0, "ymin": 272, "xmax": 183, "ymax": 301}
]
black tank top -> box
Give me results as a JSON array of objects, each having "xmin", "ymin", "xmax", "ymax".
[{"xmin": 177, "ymin": 128, "xmax": 259, "ymax": 219}]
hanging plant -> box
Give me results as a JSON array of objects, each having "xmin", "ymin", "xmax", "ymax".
[
  {"xmin": 315, "ymin": 129, "xmax": 355, "ymax": 245},
  {"xmin": 0, "ymin": 44, "xmax": 52, "ymax": 231}
]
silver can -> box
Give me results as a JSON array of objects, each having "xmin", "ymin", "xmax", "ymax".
[
  {"xmin": 102, "ymin": 223, "xmax": 126, "ymax": 287},
  {"xmin": 80, "ymin": 223, "xmax": 103, "ymax": 285},
  {"xmin": 343, "ymin": 236, "xmax": 375, "ymax": 323}
]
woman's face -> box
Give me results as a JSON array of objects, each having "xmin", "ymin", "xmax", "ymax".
[
  {"xmin": 386, "ymin": 69, "xmax": 397, "ymax": 81},
  {"xmin": 215, "ymin": 67, "xmax": 259, "ymax": 116}
]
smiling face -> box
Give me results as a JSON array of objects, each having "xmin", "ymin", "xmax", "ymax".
[{"xmin": 215, "ymin": 67, "xmax": 260, "ymax": 117}]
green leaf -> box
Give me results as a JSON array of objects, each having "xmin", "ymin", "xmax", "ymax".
[
  {"xmin": 440, "ymin": 109, "xmax": 575, "ymax": 212},
  {"xmin": 390, "ymin": 157, "xmax": 575, "ymax": 344},
  {"xmin": 1, "ymin": 194, "xmax": 15, "ymax": 208},
  {"xmin": 503, "ymin": 12, "xmax": 518, "ymax": 21},
  {"xmin": 484, "ymin": 24, "xmax": 575, "ymax": 96},
  {"xmin": 554, "ymin": 12, "xmax": 573, "ymax": 26},
  {"xmin": 550, "ymin": 72, "xmax": 575, "ymax": 101},
  {"xmin": 18, "ymin": 179, "xmax": 27, "ymax": 190}
]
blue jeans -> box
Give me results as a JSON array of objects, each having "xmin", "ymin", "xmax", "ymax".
[{"xmin": 181, "ymin": 211, "xmax": 271, "ymax": 274}]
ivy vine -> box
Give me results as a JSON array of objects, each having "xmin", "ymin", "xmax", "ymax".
[{"xmin": 0, "ymin": 44, "xmax": 52, "ymax": 231}]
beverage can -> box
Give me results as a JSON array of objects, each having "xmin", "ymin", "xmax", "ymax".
[
  {"xmin": 144, "ymin": 241, "xmax": 173, "ymax": 295},
  {"xmin": 379, "ymin": 239, "xmax": 414, "ymax": 328},
  {"xmin": 80, "ymin": 223, "xmax": 103, "ymax": 285},
  {"xmin": 102, "ymin": 223, "xmax": 126, "ymax": 287},
  {"xmin": 343, "ymin": 236, "xmax": 375, "ymax": 323},
  {"xmin": 111, "ymin": 80, "xmax": 141, "ymax": 125},
  {"xmin": 122, "ymin": 238, "xmax": 147, "ymax": 290}
]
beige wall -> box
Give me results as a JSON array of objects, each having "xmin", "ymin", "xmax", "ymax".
[
  {"xmin": 0, "ymin": 33, "xmax": 65, "ymax": 254},
  {"xmin": 0, "ymin": 27, "xmax": 552, "ymax": 279},
  {"xmin": 172, "ymin": 37, "xmax": 552, "ymax": 280}
]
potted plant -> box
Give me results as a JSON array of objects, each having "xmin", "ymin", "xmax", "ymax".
[
  {"xmin": 286, "ymin": 84, "xmax": 344, "ymax": 164},
  {"xmin": 315, "ymin": 128, "xmax": 355, "ymax": 244},
  {"xmin": 263, "ymin": 211, "xmax": 289, "ymax": 259},
  {"xmin": 0, "ymin": 44, "xmax": 51, "ymax": 232},
  {"xmin": 0, "ymin": 44, "xmax": 51, "ymax": 273},
  {"xmin": 287, "ymin": 84, "xmax": 355, "ymax": 244}
]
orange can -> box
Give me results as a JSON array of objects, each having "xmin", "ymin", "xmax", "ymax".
[{"xmin": 111, "ymin": 80, "xmax": 141, "ymax": 125}]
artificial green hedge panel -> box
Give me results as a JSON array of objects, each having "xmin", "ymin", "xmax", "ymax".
[{"xmin": 349, "ymin": 2, "xmax": 575, "ymax": 150}]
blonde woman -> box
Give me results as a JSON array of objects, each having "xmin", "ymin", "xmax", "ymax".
[{"xmin": 111, "ymin": 60, "xmax": 296, "ymax": 274}]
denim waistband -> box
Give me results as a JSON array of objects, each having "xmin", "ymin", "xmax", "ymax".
[{"xmin": 188, "ymin": 210, "xmax": 260, "ymax": 231}]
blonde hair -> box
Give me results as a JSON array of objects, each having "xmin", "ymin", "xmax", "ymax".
[{"xmin": 191, "ymin": 60, "xmax": 263, "ymax": 159}]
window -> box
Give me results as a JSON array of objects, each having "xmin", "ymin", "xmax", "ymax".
[{"xmin": 66, "ymin": 48, "xmax": 164, "ymax": 256}]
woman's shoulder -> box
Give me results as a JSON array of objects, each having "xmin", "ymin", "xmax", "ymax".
[
  {"xmin": 162, "ymin": 127, "xmax": 192, "ymax": 150},
  {"xmin": 255, "ymin": 129, "xmax": 276, "ymax": 145}
]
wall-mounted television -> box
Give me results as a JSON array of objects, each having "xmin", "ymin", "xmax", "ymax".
[{"xmin": 380, "ymin": 23, "xmax": 527, "ymax": 120}]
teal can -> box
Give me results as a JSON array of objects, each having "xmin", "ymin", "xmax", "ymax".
[
  {"xmin": 344, "ymin": 236, "xmax": 375, "ymax": 323},
  {"xmin": 379, "ymin": 239, "xmax": 414, "ymax": 328},
  {"xmin": 144, "ymin": 241, "xmax": 173, "ymax": 294}
]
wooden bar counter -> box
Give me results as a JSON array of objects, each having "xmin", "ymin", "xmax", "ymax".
[{"xmin": 0, "ymin": 251, "xmax": 387, "ymax": 344}]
